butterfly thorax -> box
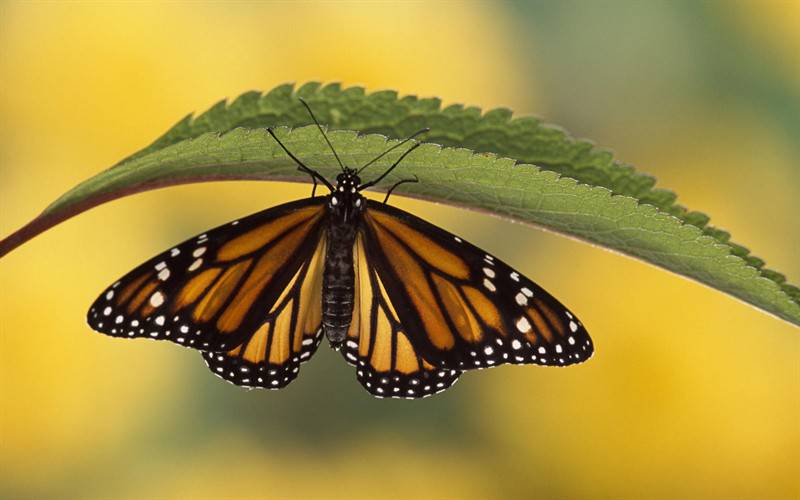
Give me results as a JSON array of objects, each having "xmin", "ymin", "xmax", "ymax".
[
  {"xmin": 323, "ymin": 170, "xmax": 365, "ymax": 347},
  {"xmin": 327, "ymin": 170, "xmax": 364, "ymax": 224}
]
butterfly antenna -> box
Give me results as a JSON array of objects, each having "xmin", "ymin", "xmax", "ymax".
[
  {"xmin": 357, "ymin": 128, "xmax": 430, "ymax": 175},
  {"xmin": 267, "ymin": 128, "xmax": 335, "ymax": 191},
  {"xmin": 359, "ymin": 142, "xmax": 422, "ymax": 190},
  {"xmin": 299, "ymin": 98, "xmax": 346, "ymax": 173}
]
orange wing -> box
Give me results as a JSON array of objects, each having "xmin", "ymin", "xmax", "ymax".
[
  {"xmin": 202, "ymin": 236, "xmax": 327, "ymax": 389},
  {"xmin": 339, "ymin": 233, "xmax": 461, "ymax": 399},
  {"xmin": 87, "ymin": 198, "xmax": 327, "ymax": 355},
  {"xmin": 359, "ymin": 200, "xmax": 593, "ymax": 375}
]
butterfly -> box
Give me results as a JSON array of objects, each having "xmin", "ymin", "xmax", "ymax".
[{"xmin": 87, "ymin": 100, "xmax": 593, "ymax": 399}]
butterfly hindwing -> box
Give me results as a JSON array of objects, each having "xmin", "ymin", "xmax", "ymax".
[
  {"xmin": 339, "ymin": 233, "xmax": 462, "ymax": 399},
  {"xmin": 360, "ymin": 200, "xmax": 593, "ymax": 373},
  {"xmin": 202, "ymin": 236, "xmax": 327, "ymax": 389},
  {"xmin": 87, "ymin": 198, "xmax": 327, "ymax": 353}
]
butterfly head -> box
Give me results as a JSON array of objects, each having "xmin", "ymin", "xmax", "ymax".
[{"xmin": 329, "ymin": 168, "xmax": 365, "ymax": 220}]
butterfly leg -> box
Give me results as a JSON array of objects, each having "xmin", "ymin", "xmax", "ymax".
[
  {"xmin": 297, "ymin": 165, "xmax": 319, "ymax": 197},
  {"xmin": 359, "ymin": 143, "xmax": 422, "ymax": 190},
  {"xmin": 383, "ymin": 175, "xmax": 419, "ymax": 204},
  {"xmin": 267, "ymin": 128, "xmax": 334, "ymax": 192}
]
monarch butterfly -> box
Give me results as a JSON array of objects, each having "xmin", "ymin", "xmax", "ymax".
[{"xmin": 87, "ymin": 100, "xmax": 593, "ymax": 399}]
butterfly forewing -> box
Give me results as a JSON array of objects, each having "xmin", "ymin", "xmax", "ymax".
[
  {"xmin": 87, "ymin": 198, "xmax": 327, "ymax": 353},
  {"xmin": 359, "ymin": 200, "xmax": 593, "ymax": 375},
  {"xmin": 339, "ymin": 234, "xmax": 462, "ymax": 399}
]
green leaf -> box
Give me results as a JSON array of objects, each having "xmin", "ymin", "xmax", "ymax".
[{"xmin": 2, "ymin": 83, "xmax": 798, "ymax": 328}]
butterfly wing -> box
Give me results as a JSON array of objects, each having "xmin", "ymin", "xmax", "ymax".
[
  {"xmin": 202, "ymin": 235, "xmax": 327, "ymax": 389},
  {"xmin": 358, "ymin": 200, "xmax": 593, "ymax": 380},
  {"xmin": 87, "ymin": 197, "xmax": 327, "ymax": 359},
  {"xmin": 339, "ymin": 233, "xmax": 462, "ymax": 399}
]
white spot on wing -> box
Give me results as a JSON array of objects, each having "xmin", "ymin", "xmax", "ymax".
[
  {"xmin": 516, "ymin": 317, "xmax": 531, "ymax": 333},
  {"xmin": 149, "ymin": 291, "xmax": 164, "ymax": 307}
]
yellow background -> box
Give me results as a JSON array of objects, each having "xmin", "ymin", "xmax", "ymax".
[{"xmin": 1, "ymin": 2, "xmax": 798, "ymax": 499}]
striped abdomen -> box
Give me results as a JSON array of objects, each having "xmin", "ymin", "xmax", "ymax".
[{"xmin": 322, "ymin": 222, "xmax": 357, "ymax": 347}]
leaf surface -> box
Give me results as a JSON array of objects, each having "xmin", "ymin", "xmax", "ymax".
[{"xmin": 3, "ymin": 83, "xmax": 798, "ymax": 327}]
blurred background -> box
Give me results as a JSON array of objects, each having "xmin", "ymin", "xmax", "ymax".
[{"xmin": 1, "ymin": 1, "xmax": 798, "ymax": 499}]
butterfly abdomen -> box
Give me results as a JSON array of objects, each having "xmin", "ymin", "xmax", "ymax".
[{"xmin": 322, "ymin": 221, "xmax": 357, "ymax": 347}]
